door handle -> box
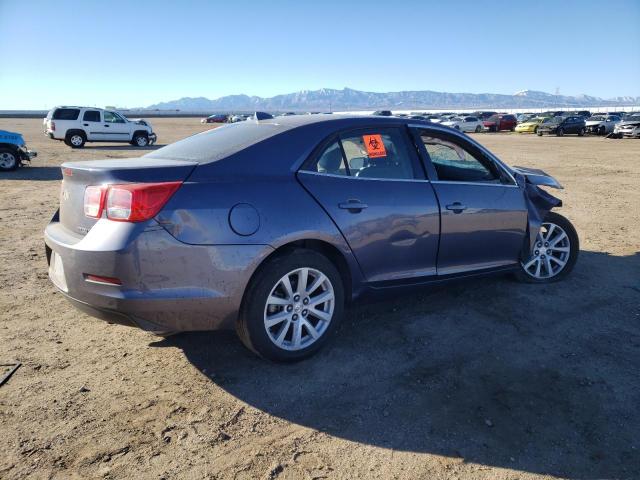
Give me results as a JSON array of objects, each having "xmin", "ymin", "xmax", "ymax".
[
  {"xmin": 83, "ymin": 123, "xmax": 89, "ymax": 126},
  {"xmin": 446, "ymin": 202, "xmax": 467, "ymax": 213},
  {"xmin": 104, "ymin": 124, "xmax": 110, "ymax": 127},
  {"xmin": 338, "ymin": 199, "xmax": 368, "ymax": 213}
]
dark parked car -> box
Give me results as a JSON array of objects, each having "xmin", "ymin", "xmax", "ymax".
[
  {"xmin": 472, "ymin": 111, "xmax": 498, "ymax": 121},
  {"xmin": 201, "ymin": 114, "xmax": 229, "ymax": 124},
  {"xmin": 537, "ymin": 116, "xmax": 586, "ymax": 136},
  {"xmin": 483, "ymin": 114, "xmax": 517, "ymax": 132},
  {"xmin": 45, "ymin": 115, "xmax": 578, "ymax": 361},
  {"xmin": 372, "ymin": 110, "xmax": 393, "ymax": 116}
]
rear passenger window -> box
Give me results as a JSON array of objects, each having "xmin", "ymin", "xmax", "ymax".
[
  {"xmin": 314, "ymin": 140, "xmax": 348, "ymax": 176},
  {"xmin": 340, "ymin": 129, "xmax": 417, "ymax": 180},
  {"xmin": 52, "ymin": 108, "xmax": 80, "ymax": 120},
  {"xmin": 305, "ymin": 128, "xmax": 420, "ymax": 180},
  {"xmin": 83, "ymin": 110, "xmax": 101, "ymax": 122}
]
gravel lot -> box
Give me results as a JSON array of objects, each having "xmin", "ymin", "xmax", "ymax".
[{"xmin": 1, "ymin": 118, "xmax": 639, "ymax": 480}]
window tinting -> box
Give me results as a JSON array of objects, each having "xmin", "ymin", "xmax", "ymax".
[
  {"xmin": 340, "ymin": 129, "xmax": 416, "ymax": 180},
  {"xmin": 83, "ymin": 110, "xmax": 101, "ymax": 122},
  {"xmin": 422, "ymin": 136, "xmax": 499, "ymax": 183},
  {"xmin": 314, "ymin": 140, "xmax": 348, "ymax": 176},
  {"xmin": 52, "ymin": 108, "xmax": 80, "ymax": 120},
  {"xmin": 304, "ymin": 129, "xmax": 418, "ymax": 180}
]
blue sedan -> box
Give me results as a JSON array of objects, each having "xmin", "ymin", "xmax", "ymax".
[{"xmin": 45, "ymin": 115, "xmax": 579, "ymax": 361}]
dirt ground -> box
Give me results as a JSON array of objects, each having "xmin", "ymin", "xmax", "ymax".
[{"xmin": 1, "ymin": 118, "xmax": 639, "ymax": 480}]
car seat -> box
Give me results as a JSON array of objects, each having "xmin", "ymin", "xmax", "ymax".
[{"xmin": 317, "ymin": 146, "xmax": 344, "ymax": 175}]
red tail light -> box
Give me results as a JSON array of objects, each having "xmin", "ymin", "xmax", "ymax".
[
  {"xmin": 105, "ymin": 182, "xmax": 182, "ymax": 222},
  {"xmin": 84, "ymin": 182, "xmax": 182, "ymax": 222},
  {"xmin": 51, "ymin": 121, "xmax": 56, "ymax": 131},
  {"xmin": 83, "ymin": 185, "xmax": 107, "ymax": 218}
]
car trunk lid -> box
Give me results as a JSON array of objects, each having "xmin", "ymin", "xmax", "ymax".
[{"xmin": 58, "ymin": 158, "xmax": 197, "ymax": 235}]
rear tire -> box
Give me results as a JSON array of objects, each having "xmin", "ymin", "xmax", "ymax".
[
  {"xmin": 475, "ymin": 125, "xmax": 481, "ymax": 133},
  {"xmin": 578, "ymin": 127, "xmax": 585, "ymax": 137},
  {"xmin": 556, "ymin": 127, "xmax": 564, "ymax": 137},
  {"xmin": 237, "ymin": 249, "xmax": 344, "ymax": 362},
  {"xmin": 537, "ymin": 131, "xmax": 543, "ymax": 136},
  {"xmin": 515, "ymin": 212, "xmax": 579, "ymax": 284},
  {"xmin": 0, "ymin": 148, "xmax": 18, "ymax": 171},
  {"xmin": 66, "ymin": 132, "xmax": 85, "ymax": 148},
  {"xmin": 533, "ymin": 126, "xmax": 538, "ymax": 134}
]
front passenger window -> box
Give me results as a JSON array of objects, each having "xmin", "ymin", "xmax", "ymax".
[
  {"xmin": 104, "ymin": 111, "xmax": 125, "ymax": 123},
  {"xmin": 422, "ymin": 136, "xmax": 499, "ymax": 183}
]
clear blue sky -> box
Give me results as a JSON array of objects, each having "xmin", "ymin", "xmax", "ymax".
[{"xmin": 1, "ymin": 0, "xmax": 638, "ymax": 109}]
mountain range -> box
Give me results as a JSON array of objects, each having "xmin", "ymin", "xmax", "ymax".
[{"xmin": 144, "ymin": 88, "xmax": 640, "ymax": 112}]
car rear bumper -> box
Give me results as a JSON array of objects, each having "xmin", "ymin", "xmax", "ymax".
[{"xmin": 44, "ymin": 217, "xmax": 273, "ymax": 333}]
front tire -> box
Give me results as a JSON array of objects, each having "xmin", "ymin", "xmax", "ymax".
[
  {"xmin": 0, "ymin": 148, "xmax": 18, "ymax": 171},
  {"xmin": 237, "ymin": 249, "xmax": 344, "ymax": 362},
  {"xmin": 475, "ymin": 125, "xmax": 481, "ymax": 133},
  {"xmin": 515, "ymin": 212, "xmax": 579, "ymax": 283},
  {"xmin": 132, "ymin": 132, "xmax": 149, "ymax": 147},
  {"xmin": 556, "ymin": 127, "xmax": 564, "ymax": 137},
  {"xmin": 533, "ymin": 126, "xmax": 539, "ymax": 134},
  {"xmin": 578, "ymin": 127, "xmax": 585, "ymax": 137}
]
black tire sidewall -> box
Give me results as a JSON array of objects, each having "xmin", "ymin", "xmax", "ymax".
[
  {"xmin": 67, "ymin": 132, "xmax": 85, "ymax": 148},
  {"xmin": 133, "ymin": 133, "xmax": 148, "ymax": 147},
  {"xmin": 0, "ymin": 148, "xmax": 18, "ymax": 171},
  {"xmin": 238, "ymin": 249, "xmax": 345, "ymax": 362},
  {"xmin": 516, "ymin": 211, "xmax": 579, "ymax": 283}
]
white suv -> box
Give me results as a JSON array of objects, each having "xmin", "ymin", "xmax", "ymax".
[{"xmin": 44, "ymin": 106, "xmax": 157, "ymax": 148}]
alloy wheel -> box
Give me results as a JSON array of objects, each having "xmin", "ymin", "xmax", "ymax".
[
  {"xmin": 521, "ymin": 222, "xmax": 571, "ymax": 279},
  {"xmin": 136, "ymin": 136, "xmax": 148, "ymax": 147},
  {"xmin": 0, "ymin": 151, "xmax": 17, "ymax": 169},
  {"xmin": 70, "ymin": 135, "xmax": 83, "ymax": 146},
  {"xmin": 263, "ymin": 267, "xmax": 335, "ymax": 351}
]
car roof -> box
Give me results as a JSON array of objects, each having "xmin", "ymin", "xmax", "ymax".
[{"xmin": 146, "ymin": 114, "xmax": 422, "ymax": 166}]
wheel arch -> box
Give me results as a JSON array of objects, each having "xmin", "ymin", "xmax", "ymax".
[
  {"xmin": 241, "ymin": 238, "xmax": 355, "ymax": 313},
  {"xmin": 133, "ymin": 129, "xmax": 149, "ymax": 138},
  {"xmin": 0, "ymin": 142, "xmax": 20, "ymax": 153},
  {"xmin": 65, "ymin": 129, "xmax": 86, "ymax": 139}
]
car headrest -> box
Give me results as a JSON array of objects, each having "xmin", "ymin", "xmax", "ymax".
[{"xmin": 318, "ymin": 147, "xmax": 343, "ymax": 173}]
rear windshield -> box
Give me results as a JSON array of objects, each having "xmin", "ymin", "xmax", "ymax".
[
  {"xmin": 146, "ymin": 121, "xmax": 285, "ymax": 163},
  {"xmin": 52, "ymin": 108, "xmax": 80, "ymax": 120}
]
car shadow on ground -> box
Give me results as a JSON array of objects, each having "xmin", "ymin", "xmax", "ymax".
[
  {"xmin": 152, "ymin": 250, "xmax": 640, "ymax": 479},
  {"xmin": 0, "ymin": 166, "xmax": 62, "ymax": 181},
  {"xmin": 82, "ymin": 144, "xmax": 165, "ymax": 151}
]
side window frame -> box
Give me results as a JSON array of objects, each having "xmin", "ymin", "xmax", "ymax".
[
  {"xmin": 299, "ymin": 125, "xmax": 426, "ymax": 181},
  {"xmin": 410, "ymin": 127, "xmax": 516, "ymax": 186},
  {"xmin": 83, "ymin": 110, "xmax": 101, "ymax": 122}
]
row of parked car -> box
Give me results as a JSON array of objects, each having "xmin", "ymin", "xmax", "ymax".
[{"xmin": 372, "ymin": 109, "xmax": 640, "ymax": 138}]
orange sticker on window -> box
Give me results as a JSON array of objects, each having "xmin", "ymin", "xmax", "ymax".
[{"xmin": 363, "ymin": 134, "xmax": 387, "ymax": 158}]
